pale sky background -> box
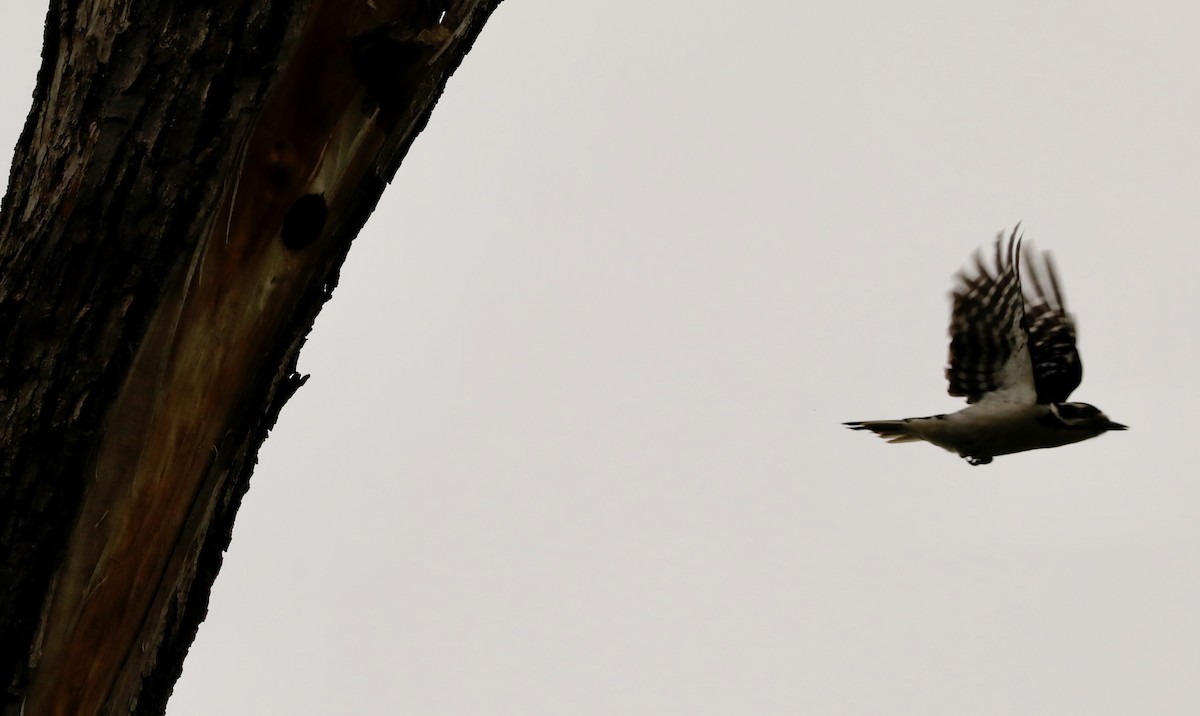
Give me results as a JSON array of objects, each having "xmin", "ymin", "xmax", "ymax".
[{"xmin": 3, "ymin": 2, "xmax": 1199, "ymax": 714}]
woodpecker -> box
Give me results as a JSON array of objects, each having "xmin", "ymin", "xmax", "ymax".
[{"xmin": 845, "ymin": 227, "xmax": 1125, "ymax": 465}]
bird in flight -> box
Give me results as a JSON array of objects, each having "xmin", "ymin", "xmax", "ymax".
[{"xmin": 845, "ymin": 227, "xmax": 1125, "ymax": 465}]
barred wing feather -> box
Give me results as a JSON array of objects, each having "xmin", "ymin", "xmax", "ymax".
[
  {"xmin": 1023, "ymin": 246, "xmax": 1083, "ymax": 403},
  {"xmin": 945, "ymin": 228, "xmax": 1037, "ymax": 405}
]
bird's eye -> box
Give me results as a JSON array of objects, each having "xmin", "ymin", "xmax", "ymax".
[{"xmin": 1056, "ymin": 403, "xmax": 1098, "ymax": 420}]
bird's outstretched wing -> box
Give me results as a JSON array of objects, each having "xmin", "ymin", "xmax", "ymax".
[
  {"xmin": 945, "ymin": 228, "xmax": 1037, "ymax": 405},
  {"xmin": 1022, "ymin": 246, "xmax": 1082, "ymax": 403}
]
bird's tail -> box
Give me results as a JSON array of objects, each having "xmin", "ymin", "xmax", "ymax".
[{"xmin": 843, "ymin": 419, "xmax": 923, "ymax": 443}]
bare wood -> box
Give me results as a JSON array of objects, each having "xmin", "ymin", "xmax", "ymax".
[{"xmin": 0, "ymin": 1, "xmax": 503, "ymax": 713}]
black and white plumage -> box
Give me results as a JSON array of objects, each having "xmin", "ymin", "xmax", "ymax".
[{"xmin": 845, "ymin": 227, "xmax": 1125, "ymax": 465}]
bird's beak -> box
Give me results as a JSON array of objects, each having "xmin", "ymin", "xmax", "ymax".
[{"xmin": 1105, "ymin": 420, "xmax": 1128, "ymax": 431}]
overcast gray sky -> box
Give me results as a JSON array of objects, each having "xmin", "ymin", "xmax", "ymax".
[{"xmin": 4, "ymin": 2, "xmax": 1200, "ymax": 714}]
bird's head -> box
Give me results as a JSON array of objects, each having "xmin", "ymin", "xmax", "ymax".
[{"xmin": 1049, "ymin": 401, "xmax": 1127, "ymax": 432}]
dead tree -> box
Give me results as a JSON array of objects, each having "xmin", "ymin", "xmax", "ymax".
[{"xmin": 0, "ymin": 1, "xmax": 504, "ymax": 713}]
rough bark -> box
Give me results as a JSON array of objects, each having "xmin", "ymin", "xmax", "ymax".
[{"xmin": 0, "ymin": 1, "xmax": 503, "ymax": 714}]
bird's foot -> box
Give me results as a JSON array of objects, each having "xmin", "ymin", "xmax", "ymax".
[{"xmin": 965, "ymin": 455, "xmax": 993, "ymax": 466}]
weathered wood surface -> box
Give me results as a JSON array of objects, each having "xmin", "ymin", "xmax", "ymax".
[{"xmin": 0, "ymin": 1, "xmax": 503, "ymax": 714}]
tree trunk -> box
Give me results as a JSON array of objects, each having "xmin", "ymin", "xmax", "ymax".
[{"xmin": 0, "ymin": 1, "xmax": 503, "ymax": 713}]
